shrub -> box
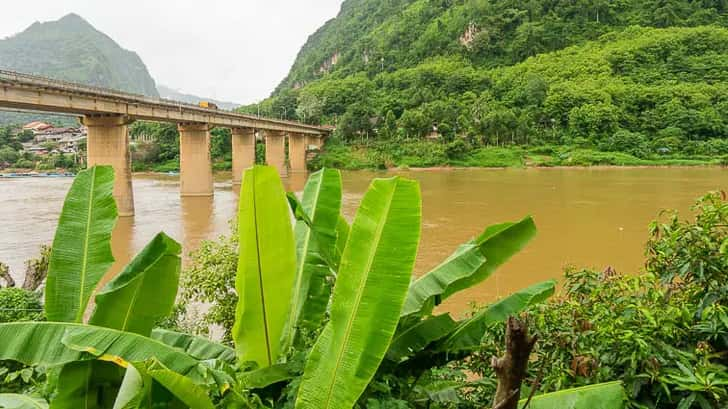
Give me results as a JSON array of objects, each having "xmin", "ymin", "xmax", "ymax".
[
  {"xmin": 0, "ymin": 288, "xmax": 43, "ymax": 323},
  {"xmin": 646, "ymin": 191, "xmax": 728, "ymax": 310},
  {"xmin": 179, "ymin": 230, "xmax": 238, "ymax": 343},
  {"xmin": 445, "ymin": 138, "xmax": 471, "ymax": 160},
  {"xmin": 463, "ymin": 193, "xmax": 728, "ymax": 408}
]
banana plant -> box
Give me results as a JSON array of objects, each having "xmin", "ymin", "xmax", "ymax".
[
  {"xmin": 284, "ymin": 168, "xmax": 342, "ymax": 351},
  {"xmin": 296, "ymin": 176, "xmax": 422, "ymax": 409},
  {"xmin": 0, "ymin": 166, "xmax": 216, "ymax": 408}
]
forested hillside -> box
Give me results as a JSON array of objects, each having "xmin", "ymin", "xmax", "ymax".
[
  {"xmin": 242, "ymin": 0, "xmax": 727, "ymax": 162},
  {"xmin": 277, "ymin": 0, "xmax": 727, "ymax": 91},
  {"xmin": 0, "ymin": 13, "xmax": 158, "ymax": 96}
]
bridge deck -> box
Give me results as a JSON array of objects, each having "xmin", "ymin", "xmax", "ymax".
[{"xmin": 0, "ymin": 70, "xmax": 328, "ymax": 135}]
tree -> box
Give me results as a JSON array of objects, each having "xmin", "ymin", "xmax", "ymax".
[
  {"xmin": 210, "ymin": 127, "xmax": 231, "ymax": 161},
  {"xmin": 398, "ymin": 109, "xmax": 430, "ymax": 138},
  {"xmin": 296, "ymin": 91, "xmax": 325, "ymax": 124},
  {"xmin": 0, "ymin": 147, "xmax": 19, "ymax": 165}
]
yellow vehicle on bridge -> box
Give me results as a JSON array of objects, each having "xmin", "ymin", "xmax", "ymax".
[{"xmin": 198, "ymin": 101, "xmax": 218, "ymax": 110}]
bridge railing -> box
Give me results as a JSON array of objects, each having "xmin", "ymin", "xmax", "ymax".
[
  {"xmin": 0, "ymin": 69, "xmax": 197, "ymax": 110},
  {"xmin": 0, "ymin": 69, "xmax": 329, "ymax": 132}
]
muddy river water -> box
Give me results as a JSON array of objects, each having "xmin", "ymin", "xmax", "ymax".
[{"xmin": 1, "ymin": 167, "xmax": 725, "ymax": 315}]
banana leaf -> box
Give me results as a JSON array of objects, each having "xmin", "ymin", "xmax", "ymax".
[
  {"xmin": 132, "ymin": 360, "xmax": 215, "ymax": 409},
  {"xmin": 233, "ymin": 165, "xmax": 297, "ymax": 368},
  {"xmin": 90, "ymin": 233, "xmax": 182, "ymax": 336},
  {"xmin": 50, "ymin": 361, "xmax": 122, "ymax": 409},
  {"xmin": 402, "ymin": 217, "xmax": 537, "ymax": 318},
  {"xmin": 0, "ymin": 322, "xmax": 203, "ymax": 381},
  {"xmin": 0, "ymin": 394, "xmax": 48, "ymax": 409},
  {"xmin": 238, "ymin": 363, "xmax": 297, "ymax": 389},
  {"xmin": 45, "ymin": 165, "xmax": 117, "ymax": 323},
  {"xmin": 57, "ymin": 233, "xmax": 180, "ymax": 409},
  {"xmin": 441, "ymin": 280, "xmax": 556, "ymax": 352},
  {"xmin": 112, "ymin": 366, "xmax": 150, "ymax": 409},
  {"xmin": 332, "ymin": 215, "xmax": 350, "ymax": 271},
  {"xmin": 284, "ymin": 169, "xmax": 342, "ymax": 350},
  {"xmin": 519, "ymin": 382, "xmax": 626, "ymax": 409},
  {"xmin": 295, "ymin": 177, "xmax": 422, "ymax": 409},
  {"xmin": 386, "ymin": 314, "xmax": 457, "ymax": 363},
  {"xmin": 151, "ymin": 329, "xmax": 236, "ymax": 363}
]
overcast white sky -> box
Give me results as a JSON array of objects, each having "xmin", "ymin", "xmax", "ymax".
[{"xmin": 0, "ymin": 0, "xmax": 344, "ymax": 104}]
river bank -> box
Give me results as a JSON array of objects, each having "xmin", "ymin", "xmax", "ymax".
[{"xmin": 310, "ymin": 141, "xmax": 728, "ymax": 171}]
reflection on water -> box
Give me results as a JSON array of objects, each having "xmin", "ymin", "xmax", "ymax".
[
  {"xmin": 1, "ymin": 167, "xmax": 726, "ymax": 316},
  {"xmin": 181, "ymin": 195, "xmax": 215, "ymax": 255}
]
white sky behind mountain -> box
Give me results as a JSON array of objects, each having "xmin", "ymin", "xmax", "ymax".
[{"xmin": 0, "ymin": 0, "xmax": 344, "ymax": 104}]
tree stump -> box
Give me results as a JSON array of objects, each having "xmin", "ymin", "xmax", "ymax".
[{"xmin": 491, "ymin": 316, "xmax": 537, "ymax": 409}]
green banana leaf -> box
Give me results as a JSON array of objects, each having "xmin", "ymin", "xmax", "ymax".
[
  {"xmin": 57, "ymin": 233, "xmax": 180, "ymax": 409},
  {"xmin": 45, "ymin": 165, "xmax": 118, "ymax": 323},
  {"xmin": 295, "ymin": 177, "xmax": 422, "ymax": 409},
  {"xmin": 284, "ymin": 168, "xmax": 342, "ymax": 350},
  {"xmin": 332, "ymin": 215, "xmax": 350, "ymax": 271},
  {"xmin": 441, "ymin": 280, "xmax": 556, "ymax": 352},
  {"xmin": 0, "ymin": 394, "xmax": 48, "ymax": 409},
  {"xmin": 239, "ymin": 363, "xmax": 297, "ymax": 389},
  {"xmin": 151, "ymin": 329, "xmax": 236, "ymax": 363},
  {"xmin": 233, "ymin": 165, "xmax": 297, "ymax": 368},
  {"xmin": 132, "ymin": 360, "xmax": 215, "ymax": 409},
  {"xmin": 0, "ymin": 322, "xmax": 203, "ymax": 381},
  {"xmin": 112, "ymin": 366, "xmax": 150, "ymax": 409},
  {"xmin": 90, "ymin": 232, "xmax": 182, "ymax": 336},
  {"xmin": 519, "ymin": 382, "xmax": 626, "ymax": 409},
  {"xmin": 401, "ymin": 217, "xmax": 537, "ymax": 318},
  {"xmin": 50, "ymin": 361, "xmax": 122, "ymax": 409},
  {"xmin": 386, "ymin": 314, "xmax": 457, "ymax": 363}
]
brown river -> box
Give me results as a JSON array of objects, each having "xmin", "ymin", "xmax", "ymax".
[{"xmin": 1, "ymin": 167, "xmax": 726, "ymax": 316}]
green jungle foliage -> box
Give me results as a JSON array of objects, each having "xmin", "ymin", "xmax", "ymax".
[
  {"xmin": 308, "ymin": 140, "xmax": 723, "ymax": 170},
  {"xmin": 129, "ymin": 122, "xmax": 243, "ymax": 172},
  {"xmin": 462, "ymin": 192, "xmax": 728, "ymax": 409},
  {"xmin": 276, "ymin": 0, "xmax": 728, "ymax": 91},
  {"xmin": 0, "ymin": 165, "xmax": 623, "ymax": 408},
  {"xmin": 240, "ymin": 0, "xmax": 727, "ymax": 163},
  {"xmin": 244, "ymin": 25, "xmax": 728, "ymax": 159}
]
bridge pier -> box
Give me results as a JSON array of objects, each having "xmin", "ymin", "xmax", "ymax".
[
  {"xmin": 264, "ymin": 130, "xmax": 288, "ymax": 177},
  {"xmin": 83, "ymin": 114, "xmax": 135, "ymax": 217},
  {"xmin": 178, "ymin": 123, "xmax": 214, "ymax": 197},
  {"xmin": 231, "ymin": 127, "xmax": 256, "ymax": 185},
  {"xmin": 289, "ymin": 133, "xmax": 307, "ymax": 173}
]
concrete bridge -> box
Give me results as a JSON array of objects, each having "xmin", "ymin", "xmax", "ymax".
[{"xmin": 0, "ymin": 69, "xmax": 330, "ymax": 216}]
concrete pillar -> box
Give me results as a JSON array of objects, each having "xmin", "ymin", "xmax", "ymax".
[
  {"xmin": 265, "ymin": 130, "xmax": 287, "ymax": 177},
  {"xmin": 289, "ymin": 132, "xmax": 307, "ymax": 173},
  {"xmin": 178, "ymin": 123, "xmax": 214, "ymax": 197},
  {"xmin": 83, "ymin": 114, "xmax": 135, "ymax": 217},
  {"xmin": 231, "ymin": 127, "xmax": 256, "ymax": 184}
]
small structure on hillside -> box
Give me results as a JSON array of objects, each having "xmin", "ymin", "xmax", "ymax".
[{"xmin": 22, "ymin": 121, "xmax": 53, "ymax": 133}]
